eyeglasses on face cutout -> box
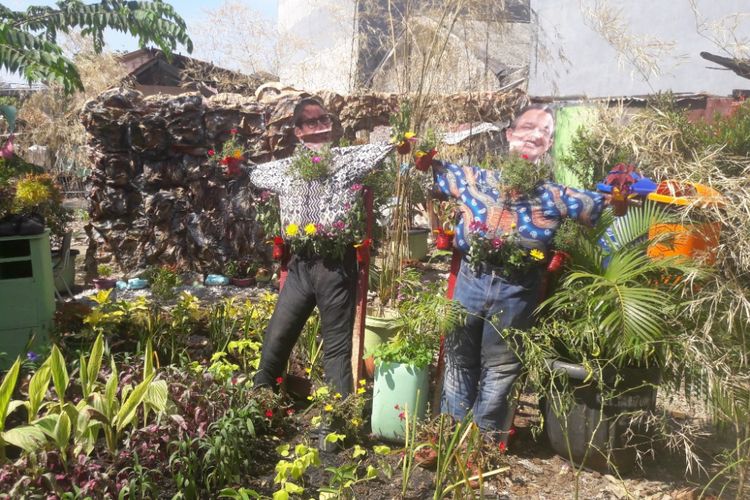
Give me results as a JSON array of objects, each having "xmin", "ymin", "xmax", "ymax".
[{"xmin": 297, "ymin": 114, "xmax": 332, "ymax": 130}]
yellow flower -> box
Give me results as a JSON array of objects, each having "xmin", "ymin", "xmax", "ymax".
[
  {"xmin": 324, "ymin": 404, "xmax": 334, "ymax": 412},
  {"xmin": 286, "ymin": 223, "xmax": 299, "ymax": 237},
  {"xmin": 232, "ymin": 149, "xmax": 243, "ymax": 159},
  {"xmin": 530, "ymin": 249, "xmax": 545, "ymax": 261},
  {"xmin": 358, "ymin": 379, "xmax": 366, "ymax": 387},
  {"xmin": 304, "ymin": 367, "xmax": 311, "ymax": 374},
  {"xmin": 404, "ymin": 131, "xmax": 416, "ymax": 140},
  {"xmin": 510, "ymin": 223, "xmax": 517, "ymax": 229},
  {"xmin": 304, "ymin": 223, "xmax": 317, "ymax": 235},
  {"xmin": 357, "ymin": 387, "xmax": 366, "ymax": 395},
  {"xmin": 334, "ymin": 392, "xmax": 342, "ymax": 399},
  {"xmin": 351, "ymin": 418, "xmax": 361, "ymax": 427}
]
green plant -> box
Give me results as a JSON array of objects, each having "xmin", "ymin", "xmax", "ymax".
[
  {"xmin": 273, "ymin": 442, "xmax": 320, "ymax": 499},
  {"xmin": 117, "ymin": 451, "xmax": 159, "ymax": 500},
  {"xmin": 371, "ymin": 281, "xmax": 463, "ymax": 369},
  {"xmin": 288, "ymin": 144, "xmax": 333, "ymax": 181},
  {"xmin": 198, "ymin": 401, "xmax": 264, "ymax": 491},
  {"xmin": 146, "ymin": 265, "xmax": 182, "ymax": 302},
  {"xmin": 0, "ymin": 358, "xmax": 46, "ymax": 461},
  {"xmin": 225, "ymin": 259, "xmax": 254, "ymax": 279},
  {"xmin": 490, "ymin": 152, "xmax": 551, "ymax": 197},
  {"xmin": 539, "ymin": 202, "xmax": 699, "ymax": 367},
  {"xmin": 0, "ymin": 0, "xmax": 193, "ymax": 94},
  {"xmin": 96, "ymin": 264, "xmax": 113, "ymax": 278},
  {"xmin": 318, "ymin": 444, "xmax": 378, "ymax": 499}
]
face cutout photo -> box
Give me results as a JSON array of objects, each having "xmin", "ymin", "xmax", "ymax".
[
  {"xmin": 505, "ymin": 105, "xmax": 555, "ymax": 163},
  {"xmin": 293, "ymin": 98, "xmax": 334, "ymax": 151}
]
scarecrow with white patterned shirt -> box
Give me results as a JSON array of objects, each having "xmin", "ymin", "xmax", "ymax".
[{"xmin": 249, "ymin": 97, "xmax": 392, "ymax": 401}]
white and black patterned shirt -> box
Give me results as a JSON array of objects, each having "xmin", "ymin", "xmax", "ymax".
[{"xmin": 249, "ymin": 143, "xmax": 394, "ymax": 229}]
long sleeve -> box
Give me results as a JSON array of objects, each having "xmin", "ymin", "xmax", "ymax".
[
  {"xmin": 542, "ymin": 183, "xmax": 606, "ymax": 227},
  {"xmin": 331, "ymin": 143, "xmax": 395, "ymax": 183},
  {"xmin": 248, "ymin": 157, "xmax": 292, "ymax": 193},
  {"xmin": 433, "ymin": 161, "xmax": 485, "ymax": 199}
]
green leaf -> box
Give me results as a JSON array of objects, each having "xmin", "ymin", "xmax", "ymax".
[
  {"xmin": 114, "ymin": 373, "xmax": 154, "ymax": 432},
  {"xmin": 272, "ymin": 491, "xmax": 289, "ymax": 500},
  {"xmin": 144, "ymin": 380, "xmax": 167, "ymax": 414},
  {"xmin": 49, "ymin": 346, "xmax": 69, "ymax": 405},
  {"xmin": 283, "ymin": 482, "xmax": 304, "ymax": 494},
  {"xmin": 352, "ymin": 444, "xmax": 366, "ymax": 458},
  {"xmin": 0, "ymin": 358, "xmax": 21, "ymax": 432},
  {"xmin": 373, "ymin": 445, "xmax": 391, "ymax": 455},
  {"xmin": 26, "ymin": 365, "xmax": 51, "ymax": 422},
  {"xmin": 86, "ymin": 333, "xmax": 104, "ymax": 395},
  {"xmin": 276, "ymin": 443, "xmax": 290, "ymax": 457},
  {"xmin": 324, "ymin": 432, "xmax": 345, "ymax": 444},
  {"xmin": 53, "ymin": 410, "xmax": 71, "ymax": 450},
  {"xmin": 1, "ymin": 425, "xmax": 46, "ymax": 452}
]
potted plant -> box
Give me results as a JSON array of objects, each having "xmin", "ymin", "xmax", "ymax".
[
  {"xmin": 370, "ymin": 281, "xmax": 463, "ymax": 442},
  {"xmin": 254, "ymin": 266, "xmax": 272, "ymax": 284},
  {"xmin": 92, "ymin": 264, "xmax": 117, "ymax": 290},
  {"xmin": 225, "ymin": 259, "xmax": 256, "ymax": 287},
  {"xmin": 522, "ymin": 201, "xmax": 701, "ymax": 473}
]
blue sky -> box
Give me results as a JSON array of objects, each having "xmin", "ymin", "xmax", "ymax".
[{"xmin": 1, "ymin": 0, "xmax": 279, "ymax": 82}]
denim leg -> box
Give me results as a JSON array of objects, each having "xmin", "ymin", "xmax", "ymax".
[
  {"xmin": 254, "ymin": 257, "xmax": 316, "ymax": 389},
  {"xmin": 472, "ymin": 270, "xmax": 541, "ymax": 434},
  {"xmin": 441, "ymin": 261, "xmax": 489, "ymax": 421},
  {"xmin": 313, "ymin": 253, "xmax": 357, "ymax": 397}
]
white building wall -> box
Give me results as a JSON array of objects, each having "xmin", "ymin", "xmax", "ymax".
[
  {"xmin": 529, "ymin": 0, "xmax": 750, "ymax": 98},
  {"xmin": 277, "ymin": 0, "xmax": 358, "ymax": 93}
]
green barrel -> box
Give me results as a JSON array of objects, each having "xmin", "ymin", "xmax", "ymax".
[
  {"xmin": 371, "ymin": 361, "xmax": 429, "ymax": 442},
  {"xmin": 0, "ymin": 230, "xmax": 55, "ymax": 368},
  {"xmin": 407, "ymin": 228, "xmax": 430, "ymax": 261}
]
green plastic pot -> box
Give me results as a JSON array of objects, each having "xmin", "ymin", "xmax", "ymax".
[
  {"xmin": 407, "ymin": 227, "xmax": 430, "ymax": 261},
  {"xmin": 363, "ymin": 309, "xmax": 400, "ymax": 378},
  {"xmin": 371, "ymin": 361, "xmax": 429, "ymax": 442}
]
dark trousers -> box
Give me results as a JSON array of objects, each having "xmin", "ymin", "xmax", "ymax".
[{"xmin": 254, "ymin": 250, "xmax": 357, "ymax": 396}]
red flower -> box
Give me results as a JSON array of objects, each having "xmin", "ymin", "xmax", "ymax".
[
  {"xmin": 220, "ymin": 157, "xmax": 230, "ymax": 165},
  {"xmin": 230, "ymin": 376, "xmax": 238, "ymax": 385},
  {"xmin": 230, "ymin": 128, "xmax": 239, "ymax": 135},
  {"xmin": 521, "ymin": 154, "xmax": 529, "ymax": 160},
  {"xmin": 265, "ymin": 409, "xmax": 273, "ymax": 418},
  {"xmin": 276, "ymin": 376, "xmax": 284, "ymax": 385},
  {"xmin": 398, "ymin": 411, "xmax": 405, "ymax": 421},
  {"xmin": 208, "ymin": 149, "xmax": 215, "ymax": 156},
  {"xmin": 394, "ymin": 404, "xmax": 400, "ymax": 410},
  {"xmin": 286, "ymin": 408, "xmax": 295, "ymax": 416},
  {"xmin": 273, "ymin": 236, "xmax": 284, "ymax": 245},
  {"xmin": 498, "ymin": 441, "xmax": 507, "ymax": 453}
]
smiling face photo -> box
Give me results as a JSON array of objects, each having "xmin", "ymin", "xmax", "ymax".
[{"xmin": 505, "ymin": 106, "xmax": 554, "ymax": 162}]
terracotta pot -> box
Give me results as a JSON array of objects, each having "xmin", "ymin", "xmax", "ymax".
[
  {"xmin": 547, "ymin": 250, "xmax": 570, "ymax": 273},
  {"xmin": 396, "ymin": 141, "xmax": 411, "ymax": 155},
  {"xmin": 230, "ymin": 277, "xmax": 255, "ymax": 287},
  {"xmin": 414, "ymin": 149, "xmax": 437, "ymax": 172},
  {"xmin": 272, "ymin": 237, "xmax": 286, "ymax": 260},
  {"xmin": 92, "ymin": 278, "xmax": 117, "ymax": 290},
  {"xmin": 435, "ymin": 230, "xmax": 454, "ymax": 250}
]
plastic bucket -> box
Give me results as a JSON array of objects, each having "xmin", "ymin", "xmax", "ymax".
[
  {"xmin": 371, "ymin": 361, "xmax": 429, "ymax": 442},
  {"xmin": 646, "ymin": 181, "xmax": 724, "ymax": 264},
  {"xmin": 363, "ymin": 310, "xmax": 401, "ymax": 378},
  {"xmin": 407, "ymin": 228, "xmax": 430, "ymax": 261}
]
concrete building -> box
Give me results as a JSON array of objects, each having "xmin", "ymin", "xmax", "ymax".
[{"xmin": 277, "ymin": 0, "xmax": 750, "ymax": 97}]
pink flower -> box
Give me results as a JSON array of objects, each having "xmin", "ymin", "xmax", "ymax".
[
  {"xmin": 350, "ymin": 183, "xmax": 363, "ymax": 191},
  {"xmin": 265, "ymin": 409, "xmax": 273, "ymax": 418},
  {"xmin": 231, "ymin": 375, "xmax": 238, "ymax": 385},
  {"xmin": 333, "ymin": 220, "xmax": 346, "ymax": 231},
  {"xmin": 207, "ymin": 149, "xmax": 215, "ymax": 156},
  {"xmin": 398, "ymin": 411, "xmax": 405, "ymax": 421},
  {"xmin": 394, "ymin": 404, "xmax": 400, "ymax": 410},
  {"xmin": 230, "ymin": 128, "xmax": 239, "ymax": 135},
  {"xmin": 276, "ymin": 376, "xmax": 283, "ymax": 385},
  {"xmin": 492, "ymin": 238, "xmax": 503, "ymax": 248},
  {"xmin": 312, "ymin": 156, "xmax": 322, "ymax": 163},
  {"xmin": 286, "ymin": 408, "xmax": 295, "ymax": 416},
  {"xmin": 521, "ymin": 154, "xmax": 529, "ymax": 160},
  {"xmin": 260, "ymin": 190, "xmax": 272, "ymax": 202}
]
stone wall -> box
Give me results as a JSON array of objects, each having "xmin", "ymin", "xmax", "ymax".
[{"xmin": 80, "ymin": 87, "xmax": 526, "ymax": 277}]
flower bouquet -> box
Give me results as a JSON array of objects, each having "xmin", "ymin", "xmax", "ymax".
[
  {"xmin": 465, "ymin": 220, "xmax": 546, "ymax": 275},
  {"xmin": 414, "ymin": 128, "xmax": 438, "ymax": 172},
  {"xmin": 288, "ymin": 144, "xmax": 333, "ymax": 181},
  {"xmin": 281, "ymin": 185, "xmax": 366, "ymax": 261},
  {"xmin": 208, "ymin": 128, "xmax": 247, "ymax": 177},
  {"xmin": 389, "ymin": 101, "xmax": 416, "ymax": 155}
]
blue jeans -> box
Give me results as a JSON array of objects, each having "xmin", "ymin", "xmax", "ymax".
[{"xmin": 441, "ymin": 259, "xmax": 543, "ymax": 438}]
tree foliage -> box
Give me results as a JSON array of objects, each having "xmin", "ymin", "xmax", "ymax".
[{"xmin": 0, "ymin": 0, "xmax": 193, "ymax": 93}]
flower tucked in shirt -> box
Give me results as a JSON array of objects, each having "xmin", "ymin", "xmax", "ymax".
[
  {"xmin": 432, "ymin": 160, "xmax": 605, "ymax": 256},
  {"xmin": 465, "ymin": 221, "xmax": 546, "ymax": 275}
]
